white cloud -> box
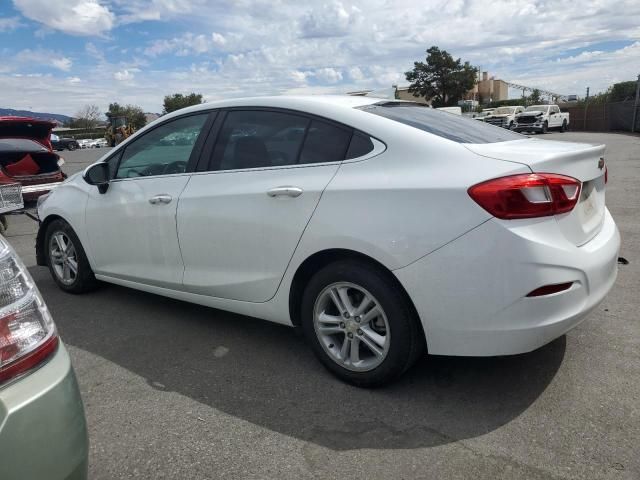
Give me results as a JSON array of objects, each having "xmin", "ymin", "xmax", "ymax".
[
  {"xmin": 299, "ymin": 1, "xmax": 360, "ymax": 38},
  {"xmin": 144, "ymin": 32, "xmax": 228, "ymax": 57},
  {"xmin": 67, "ymin": 76, "xmax": 82, "ymax": 84},
  {"xmin": 0, "ymin": 16, "xmax": 23, "ymax": 32},
  {"xmin": 51, "ymin": 57, "xmax": 73, "ymax": 71},
  {"xmin": 12, "ymin": 0, "xmax": 115, "ymax": 36},
  {"xmin": 2, "ymin": 0, "xmax": 640, "ymax": 114},
  {"xmin": 114, "ymin": 69, "xmax": 135, "ymax": 81},
  {"xmin": 314, "ymin": 67, "xmax": 343, "ymax": 83}
]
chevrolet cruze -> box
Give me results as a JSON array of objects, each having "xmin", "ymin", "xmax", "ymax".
[{"xmin": 36, "ymin": 96, "xmax": 620, "ymax": 386}]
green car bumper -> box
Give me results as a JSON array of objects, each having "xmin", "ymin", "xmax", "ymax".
[{"xmin": 0, "ymin": 342, "xmax": 88, "ymax": 480}]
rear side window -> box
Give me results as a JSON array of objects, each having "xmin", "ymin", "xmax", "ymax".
[
  {"xmin": 345, "ymin": 132, "xmax": 374, "ymax": 159},
  {"xmin": 358, "ymin": 102, "xmax": 524, "ymax": 144},
  {"xmin": 212, "ymin": 111, "xmax": 309, "ymax": 170},
  {"xmin": 299, "ymin": 120, "xmax": 351, "ymax": 164}
]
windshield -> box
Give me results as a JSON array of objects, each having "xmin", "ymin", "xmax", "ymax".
[
  {"xmin": 359, "ymin": 102, "xmax": 524, "ymax": 144},
  {"xmin": 493, "ymin": 107, "xmax": 515, "ymax": 115},
  {"xmin": 525, "ymin": 106, "xmax": 548, "ymax": 112}
]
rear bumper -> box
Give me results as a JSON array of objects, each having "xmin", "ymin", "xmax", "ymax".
[
  {"xmin": 394, "ymin": 209, "xmax": 620, "ymax": 356},
  {"xmin": 21, "ymin": 182, "xmax": 62, "ymax": 201},
  {"xmin": 0, "ymin": 342, "xmax": 88, "ymax": 480}
]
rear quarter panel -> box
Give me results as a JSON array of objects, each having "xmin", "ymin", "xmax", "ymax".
[{"xmin": 288, "ymin": 129, "xmax": 532, "ymax": 272}]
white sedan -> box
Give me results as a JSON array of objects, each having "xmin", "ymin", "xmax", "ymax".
[{"xmin": 36, "ymin": 96, "xmax": 620, "ymax": 386}]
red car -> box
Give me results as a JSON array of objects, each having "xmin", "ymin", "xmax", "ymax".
[{"xmin": 0, "ymin": 116, "xmax": 66, "ymax": 202}]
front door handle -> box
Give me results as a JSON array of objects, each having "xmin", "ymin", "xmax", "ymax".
[
  {"xmin": 267, "ymin": 186, "xmax": 303, "ymax": 198},
  {"xmin": 149, "ymin": 194, "xmax": 173, "ymax": 205}
]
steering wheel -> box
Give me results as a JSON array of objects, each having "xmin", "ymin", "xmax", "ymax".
[{"xmin": 163, "ymin": 161, "xmax": 187, "ymax": 175}]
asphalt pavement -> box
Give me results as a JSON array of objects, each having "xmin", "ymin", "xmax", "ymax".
[{"xmin": 4, "ymin": 133, "xmax": 639, "ymax": 479}]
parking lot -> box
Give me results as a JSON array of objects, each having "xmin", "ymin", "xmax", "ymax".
[{"xmin": 4, "ymin": 132, "xmax": 639, "ymax": 479}]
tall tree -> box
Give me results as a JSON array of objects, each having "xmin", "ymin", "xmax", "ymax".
[
  {"xmin": 162, "ymin": 93, "xmax": 204, "ymax": 114},
  {"xmin": 73, "ymin": 104, "xmax": 101, "ymax": 130},
  {"xmin": 405, "ymin": 46, "xmax": 478, "ymax": 107},
  {"xmin": 527, "ymin": 89, "xmax": 542, "ymax": 104},
  {"xmin": 106, "ymin": 102, "xmax": 147, "ymax": 130}
]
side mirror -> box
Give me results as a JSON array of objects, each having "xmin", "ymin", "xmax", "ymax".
[{"xmin": 84, "ymin": 162, "xmax": 110, "ymax": 194}]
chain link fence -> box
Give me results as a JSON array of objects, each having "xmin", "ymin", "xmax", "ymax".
[{"xmin": 563, "ymin": 101, "xmax": 640, "ymax": 132}]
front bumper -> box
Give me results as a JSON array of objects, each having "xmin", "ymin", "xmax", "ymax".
[
  {"xmin": 394, "ymin": 209, "xmax": 620, "ymax": 356},
  {"xmin": 0, "ymin": 342, "xmax": 88, "ymax": 480},
  {"xmin": 513, "ymin": 124, "xmax": 543, "ymax": 132}
]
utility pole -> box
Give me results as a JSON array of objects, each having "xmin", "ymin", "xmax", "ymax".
[
  {"xmin": 632, "ymin": 74, "xmax": 640, "ymax": 133},
  {"xmin": 583, "ymin": 87, "xmax": 590, "ymax": 131}
]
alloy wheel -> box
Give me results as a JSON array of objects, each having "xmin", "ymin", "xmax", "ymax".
[
  {"xmin": 313, "ymin": 282, "xmax": 390, "ymax": 372},
  {"xmin": 49, "ymin": 231, "xmax": 78, "ymax": 285}
]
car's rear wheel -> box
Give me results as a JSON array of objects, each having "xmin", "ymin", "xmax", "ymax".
[
  {"xmin": 45, "ymin": 219, "xmax": 98, "ymax": 293},
  {"xmin": 301, "ymin": 260, "xmax": 424, "ymax": 387},
  {"xmin": 67, "ymin": 143, "xmax": 76, "ymax": 151},
  {"xmin": 561, "ymin": 120, "xmax": 567, "ymax": 132}
]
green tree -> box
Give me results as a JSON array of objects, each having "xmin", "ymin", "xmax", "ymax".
[
  {"xmin": 162, "ymin": 93, "xmax": 204, "ymax": 114},
  {"xmin": 609, "ymin": 81, "xmax": 637, "ymax": 102},
  {"xmin": 527, "ymin": 89, "xmax": 542, "ymax": 104},
  {"xmin": 106, "ymin": 102, "xmax": 147, "ymax": 130},
  {"xmin": 405, "ymin": 46, "xmax": 478, "ymax": 107}
]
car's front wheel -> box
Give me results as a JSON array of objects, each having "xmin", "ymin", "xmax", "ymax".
[
  {"xmin": 301, "ymin": 260, "xmax": 424, "ymax": 387},
  {"xmin": 45, "ymin": 219, "xmax": 98, "ymax": 293}
]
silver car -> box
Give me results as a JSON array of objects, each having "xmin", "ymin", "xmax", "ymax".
[{"xmin": 0, "ymin": 235, "xmax": 88, "ymax": 480}]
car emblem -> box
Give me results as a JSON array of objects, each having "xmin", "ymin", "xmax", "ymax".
[{"xmin": 598, "ymin": 158, "xmax": 605, "ymax": 170}]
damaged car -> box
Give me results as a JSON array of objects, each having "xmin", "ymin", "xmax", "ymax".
[{"xmin": 0, "ymin": 117, "xmax": 66, "ymax": 202}]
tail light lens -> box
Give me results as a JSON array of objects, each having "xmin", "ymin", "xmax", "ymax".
[
  {"xmin": 0, "ymin": 237, "xmax": 57, "ymax": 384},
  {"xmin": 468, "ymin": 173, "xmax": 581, "ymax": 219}
]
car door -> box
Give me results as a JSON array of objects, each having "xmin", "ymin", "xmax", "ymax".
[
  {"xmin": 177, "ymin": 109, "xmax": 354, "ymax": 302},
  {"xmin": 548, "ymin": 106, "xmax": 559, "ymax": 127},
  {"xmin": 85, "ymin": 112, "xmax": 211, "ymax": 288}
]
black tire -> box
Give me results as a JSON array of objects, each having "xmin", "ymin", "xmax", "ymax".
[
  {"xmin": 560, "ymin": 120, "xmax": 567, "ymax": 132},
  {"xmin": 542, "ymin": 121, "xmax": 548, "ymax": 134},
  {"xmin": 301, "ymin": 259, "xmax": 424, "ymax": 387},
  {"xmin": 67, "ymin": 143, "xmax": 77, "ymax": 151},
  {"xmin": 44, "ymin": 219, "xmax": 98, "ymax": 293},
  {"xmin": 508, "ymin": 121, "xmax": 514, "ymax": 130}
]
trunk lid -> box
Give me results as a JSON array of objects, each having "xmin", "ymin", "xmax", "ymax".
[
  {"xmin": 465, "ymin": 138, "xmax": 607, "ymax": 246},
  {"xmin": 0, "ymin": 116, "xmax": 55, "ymax": 150}
]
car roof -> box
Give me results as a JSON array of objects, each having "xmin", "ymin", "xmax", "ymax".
[{"xmin": 161, "ymin": 95, "xmax": 396, "ymax": 121}]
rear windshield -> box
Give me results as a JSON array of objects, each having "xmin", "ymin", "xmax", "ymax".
[
  {"xmin": 358, "ymin": 102, "xmax": 524, "ymax": 144},
  {"xmin": 0, "ymin": 138, "xmax": 49, "ymax": 154}
]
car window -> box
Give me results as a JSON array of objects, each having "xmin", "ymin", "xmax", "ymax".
[
  {"xmin": 359, "ymin": 102, "xmax": 524, "ymax": 144},
  {"xmin": 551, "ymin": 106, "xmax": 560, "ymax": 114},
  {"xmin": 299, "ymin": 120, "xmax": 351, "ymax": 164},
  {"xmin": 211, "ymin": 111, "xmax": 309, "ymax": 171},
  {"xmin": 345, "ymin": 132, "xmax": 375, "ymax": 159},
  {"xmin": 115, "ymin": 114, "xmax": 208, "ymax": 179}
]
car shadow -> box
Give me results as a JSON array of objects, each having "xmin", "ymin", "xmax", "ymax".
[{"xmin": 31, "ymin": 267, "xmax": 566, "ymax": 451}]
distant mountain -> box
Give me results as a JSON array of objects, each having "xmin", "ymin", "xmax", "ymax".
[{"xmin": 0, "ymin": 108, "xmax": 73, "ymax": 125}]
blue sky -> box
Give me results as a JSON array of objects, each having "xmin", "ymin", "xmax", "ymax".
[{"xmin": 0, "ymin": 0, "xmax": 639, "ymax": 115}]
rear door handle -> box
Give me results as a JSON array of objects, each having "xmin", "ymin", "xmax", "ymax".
[
  {"xmin": 149, "ymin": 194, "xmax": 173, "ymax": 205},
  {"xmin": 267, "ymin": 186, "xmax": 303, "ymax": 198}
]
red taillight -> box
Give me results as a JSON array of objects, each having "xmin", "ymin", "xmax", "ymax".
[
  {"xmin": 0, "ymin": 238, "xmax": 57, "ymax": 385},
  {"xmin": 468, "ymin": 173, "xmax": 581, "ymax": 220}
]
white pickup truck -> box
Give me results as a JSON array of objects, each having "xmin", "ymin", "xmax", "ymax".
[
  {"xmin": 513, "ymin": 105, "xmax": 569, "ymax": 134},
  {"xmin": 483, "ymin": 105, "xmax": 525, "ymax": 129}
]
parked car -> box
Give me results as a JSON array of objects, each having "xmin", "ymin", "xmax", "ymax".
[
  {"xmin": 51, "ymin": 135, "xmax": 79, "ymax": 151},
  {"xmin": 513, "ymin": 105, "xmax": 570, "ymax": 133},
  {"xmin": 474, "ymin": 108, "xmax": 495, "ymax": 121},
  {"xmin": 0, "ymin": 117, "xmax": 66, "ymax": 201},
  {"xmin": 36, "ymin": 96, "xmax": 619, "ymax": 386},
  {"xmin": 89, "ymin": 138, "xmax": 108, "ymax": 148},
  {"xmin": 483, "ymin": 105, "xmax": 525, "ymax": 129},
  {"xmin": 0, "ymin": 235, "xmax": 88, "ymax": 480}
]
